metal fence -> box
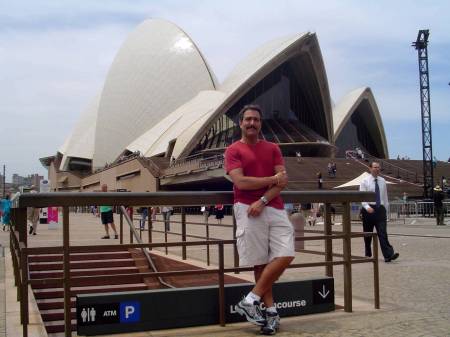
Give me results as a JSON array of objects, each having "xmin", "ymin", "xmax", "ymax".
[
  {"xmin": 10, "ymin": 190, "xmax": 378, "ymax": 337},
  {"xmin": 389, "ymin": 201, "xmax": 450, "ymax": 219}
]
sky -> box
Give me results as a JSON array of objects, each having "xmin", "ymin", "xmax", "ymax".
[{"xmin": 1, "ymin": 0, "xmax": 449, "ymax": 181}]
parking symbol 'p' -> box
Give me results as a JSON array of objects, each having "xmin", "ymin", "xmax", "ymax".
[
  {"xmin": 125, "ymin": 306, "xmax": 134, "ymax": 319},
  {"xmin": 120, "ymin": 301, "xmax": 140, "ymax": 323}
]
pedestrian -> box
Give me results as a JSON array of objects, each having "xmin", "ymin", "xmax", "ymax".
[
  {"xmin": 214, "ymin": 204, "xmax": 224, "ymax": 224},
  {"xmin": 225, "ymin": 104, "xmax": 294, "ymax": 335},
  {"xmin": 327, "ymin": 162, "xmax": 333, "ymax": 177},
  {"xmin": 139, "ymin": 207, "xmax": 148, "ymax": 230},
  {"xmin": 332, "ymin": 162, "xmax": 337, "ymax": 177},
  {"xmin": 161, "ymin": 206, "xmax": 173, "ymax": 231},
  {"xmin": 201, "ymin": 205, "xmax": 210, "ymax": 223},
  {"xmin": 284, "ymin": 203, "xmax": 294, "ymax": 216},
  {"xmin": 27, "ymin": 186, "xmax": 40, "ymax": 235},
  {"xmin": 0, "ymin": 193, "xmax": 11, "ymax": 231},
  {"xmin": 151, "ymin": 206, "xmax": 157, "ymax": 221},
  {"xmin": 300, "ymin": 202, "xmax": 312, "ymax": 221},
  {"xmin": 295, "ymin": 151, "xmax": 301, "ymax": 163},
  {"xmin": 317, "ymin": 172, "xmax": 323, "ymax": 189},
  {"xmin": 359, "ymin": 161, "xmax": 399, "ymax": 262},
  {"xmin": 99, "ymin": 184, "xmax": 118, "ymax": 239},
  {"xmin": 433, "ymin": 185, "xmax": 445, "ymax": 226}
]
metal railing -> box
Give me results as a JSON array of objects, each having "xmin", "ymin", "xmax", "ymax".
[
  {"xmin": 10, "ymin": 190, "xmax": 378, "ymax": 337},
  {"xmin": 119, "ymin": 205, "xmax": 174, "ymax": 288},
  {"xmin": 389, "ymin": 201, "xmax": 450, "ymax": 219}
]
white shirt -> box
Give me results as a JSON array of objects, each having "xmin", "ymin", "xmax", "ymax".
[{"xmin": 359, "ymin": 174, "xmax": 389, "ymax": 210}]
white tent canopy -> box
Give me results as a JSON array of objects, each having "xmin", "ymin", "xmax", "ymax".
[{"xmin": 334, "ymin": 172, "xmax": 396, "ymax": 189}]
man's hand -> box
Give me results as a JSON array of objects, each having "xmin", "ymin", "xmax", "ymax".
[
  {"xmin": 247, "ymin": 199, "xmax": 265, "ymax": 217},
  {"xmin": 367, "ymin": 207, "xmax": 374, "ymax": 214},
  {"xmin": 273, "ymin": 171, "xmax": 288, "ymax": 188}
]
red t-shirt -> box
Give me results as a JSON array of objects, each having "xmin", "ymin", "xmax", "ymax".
[{"xmin": 225, "ymin": 140, "xmax": 285, "ymax": 209}]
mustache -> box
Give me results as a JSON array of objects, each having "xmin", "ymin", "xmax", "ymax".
[{"xmin": 246, "ymin": 126, "xmax": 257, "ymax": 130}]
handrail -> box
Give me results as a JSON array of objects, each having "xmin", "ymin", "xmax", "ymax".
[
  {"xmin": 352, "ymin": 150, "xmax": 422, "ymax": 184},
  {"xmin": 11, "ymin": 190, "xmax": 378, "ymax": 337},
  {"xmin": 119, "ymin": 206, "xmax": 174, "ymax": 289},
  {"xmin": 16, "ymin": 190, "xmax": 375, "ymax": 208}
]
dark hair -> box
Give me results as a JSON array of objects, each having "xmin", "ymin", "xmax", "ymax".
[
  {"xmin": 369, "ymin": 161, "xmax": 380, "ymax": 168},
  {"xmin": 238, "ymin": 104, "xmax": 263, "ymax": 121}
]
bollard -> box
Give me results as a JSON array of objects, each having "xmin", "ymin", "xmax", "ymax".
[{"xmin": 290, "ymin": 213, "xmax": 305, "ymax": 251}]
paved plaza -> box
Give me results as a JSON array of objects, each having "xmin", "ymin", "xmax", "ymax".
[{"xmin": 0, "ymin": 212, "xmax": 449, "ymax": 337}]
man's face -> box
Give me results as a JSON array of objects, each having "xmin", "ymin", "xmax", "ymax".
[
  {"xmin": 370, "ymin": 163, "xmax": 381, "ymax": 177},
  {"xmin": 239, "ymin": 109, "xmax": 262, "ymax": 138}
]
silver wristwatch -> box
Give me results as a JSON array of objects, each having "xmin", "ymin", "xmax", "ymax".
[{"xmin": 260, "ymin": 196, "xmax": 269, "ymax": 205}]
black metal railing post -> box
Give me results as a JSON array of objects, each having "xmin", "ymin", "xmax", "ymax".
[
  {"xmin": 181, "ymin": 207, "xmax": 186, "ymax": 260},
  {"xmin": 373, "ymin": 234, "xmax": 380, "ymax": 309},
  {"xmin": 148, "ymin": 208, "xmax": 153, "ymax": 250},
  {"xmin": 119, "ymin": 211, "xmax": 123, "ymax": 244},
  {"xmin": 218, "ymin": 242, "xmax": 225, "ymax": 326},
  {"xmin": 232, "ymin": 209, "xmax": 239, "ymax": 273},
  {"xmin": 63, "ymin": 207, "xmax": 71, "ymax": 337},
  {"xmin": 324, "ymin": 203, "xmax": 333, "ymax": 277},
  {"xmin": 342, "ymin": 202, "xmax": 352, "ymax": 312}
]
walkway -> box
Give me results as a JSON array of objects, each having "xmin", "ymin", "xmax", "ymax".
[{"xmin": 0, "ymin": 213, "xmax": 449, "ymax": 336}]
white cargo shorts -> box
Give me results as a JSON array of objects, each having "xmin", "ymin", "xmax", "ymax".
[{"xmin": 233, "ymin": 202, "xmax": 295, "ymax": 266}]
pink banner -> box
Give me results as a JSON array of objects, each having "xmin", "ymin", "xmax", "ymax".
[{"xmin": 48, "ymin": 207, "xmax": 58, "ymax": 223}]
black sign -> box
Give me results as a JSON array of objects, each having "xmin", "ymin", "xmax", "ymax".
[
  {"xmin": 77, "ymin": 303, "xmax": 120, "ymax": 325},
  {"xmin": 77, "ymin": 278, "xmax": 334, "ymax": 336},
  {"xmin": 312, "ymin": 278, "xmax": 334, "ymax": 305}
]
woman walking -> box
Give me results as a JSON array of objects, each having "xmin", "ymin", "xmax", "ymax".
[{"xmin": 1, "ymin": 194, "xmax": 12, "ymax": 231}]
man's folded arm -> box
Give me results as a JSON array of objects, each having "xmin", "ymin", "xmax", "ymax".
[{"xmin": 228, "ymin": 168, "xmax": 278, "ymax": 190}]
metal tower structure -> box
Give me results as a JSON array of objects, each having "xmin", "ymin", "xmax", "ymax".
[{"xmin": 412, "ymin": 29, "xmax": 434, "ymax": 198}]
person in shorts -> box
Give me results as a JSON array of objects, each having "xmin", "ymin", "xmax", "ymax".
[
  {"xmin": 99, "ymin": 184, "xmax": 118, "ymax": 239},
  {"xmin": 225, "ymin": 104, "xmax": 294, "ymax": 335}
]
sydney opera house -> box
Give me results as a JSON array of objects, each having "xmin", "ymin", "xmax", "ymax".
[{"xmin": 41, "ymin": 19, "xmax": 426, "ymax": 196}]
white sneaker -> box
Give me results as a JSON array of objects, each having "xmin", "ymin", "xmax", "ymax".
[
  {"xmin": 235, "ymin": 298, "xmax": 266, "ymax": 326},
  {"xmin": 260, "ymin": 312, "xmax": 280, "ymax": 335}
]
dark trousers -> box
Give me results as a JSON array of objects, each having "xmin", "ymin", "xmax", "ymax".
[
  {"xmin": 435, "ymin": 206, "xmax": 444, "ymax": 225},
  {"xmin": 361, "ymin": 206, "xmax": 394, "ymax": 259},
  {"xmin": 162, "ymin": 211, "xmax": 171, "ymax": 231}
]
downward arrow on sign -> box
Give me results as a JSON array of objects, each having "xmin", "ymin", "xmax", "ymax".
[{"xmin": 318, "ymin": 285, "xmax": 330, "ymax": 299}]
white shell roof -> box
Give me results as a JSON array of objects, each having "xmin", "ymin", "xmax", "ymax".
[
  {"xmin": 333, "ymin": 87, "xmax": 388, "ymax": 157},
  {"xmin": 92, "ymin": 19, "xmax": 217, "ymax": 168},
  {"xmin": 172, "ymin": 32, "xmax": 333, "ymax": 158},
  {"xmin": 59, "ymin": 95, "xmax": 100, "ymax": 170},
  {"xmin": 125, "ymin": 33, "xmax": 327, "ymax": 161},
  {"xmin": 219, "ymin": 33, "xmax": 309, "ymax": 94},
  {"xmin": 127, "ymin": 90, "xmax": 226, "ymax": 158},
  {"xmin": 58, "ymin": 135, "xmax": 70, "ymax": 156}
]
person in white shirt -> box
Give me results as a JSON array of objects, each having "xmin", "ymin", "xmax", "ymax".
[{"xmin": 359, "ymin": 162, "xmax": 399, "ymax": 262}]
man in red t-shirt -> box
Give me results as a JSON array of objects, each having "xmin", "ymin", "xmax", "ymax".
[{"xmin": 225, "ymin": 104, "xmax": 294, "ymax": 335}]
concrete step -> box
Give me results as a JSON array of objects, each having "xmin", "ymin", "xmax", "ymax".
[
  {"xmin": 29, "ymin": 251, "xmax": 132, "ymax": 262},
  {"xmin": 40, "ymin": 308, "xmax": 76, "ymax": 322},
  {"xmin": 30, "ymin": 266, "xmax": 140, "ymax": 281},
  {"xmin": 36, "ymin": 297, "xmax": 76, "ymax": 310},
  {"xmin": 44, "ymin": 319, "xmax": 77, "ymax": 334},
  {"xmin": 32, "ymin": 273, "xmax": 145, "ymax": 289},
  {"xmin": 34, "ymin": 283, "xmax": 149, "ymax": 299},
  {"xmin": 29, "ymin": 258, "xmax": 136, "ymax": 271}
]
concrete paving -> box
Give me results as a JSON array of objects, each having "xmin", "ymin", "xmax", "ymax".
[{"xmin": 0, "ymin": 212, "xmax": 449, "ymax": 336}]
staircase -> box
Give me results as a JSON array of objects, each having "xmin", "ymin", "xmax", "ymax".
[{"xmin": 29, "ymin": 249, "xmax": 152, "ymax": 334}]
